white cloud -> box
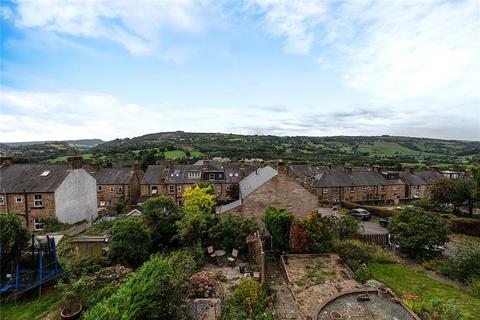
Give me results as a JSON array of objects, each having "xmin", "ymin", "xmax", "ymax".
[
  {"xmin": 246, "ymin": 0, "xmax": 326, "ymax": 54},
  {"xmin": 10, "ymin": 0, "xmax": 206, "ymax": 55}
]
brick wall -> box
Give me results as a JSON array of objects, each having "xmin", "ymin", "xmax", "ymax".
[
  {"xmin": 241, "ymin": 174, "xmax": 319, "ymax": 221},
  {"xmin": 97, "ymin": 184, "xmax": 131, "ymax": 208}
]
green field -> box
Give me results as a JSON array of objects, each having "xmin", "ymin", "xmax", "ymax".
[
  {"xmin": 358, "ymin": 141, "xmax": 427, "ymax": 157},
  {"xmin": 164, "ymin": 150, "xmax": 203, "ymax": 159},
  {"xmin": 370, "ymin": 263, "xmax": 480, "ymax": 320}
]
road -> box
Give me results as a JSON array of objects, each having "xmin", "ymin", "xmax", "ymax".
[{"xmin": 361, "ymin": 221, "xmax": 388, "ymax": 235}]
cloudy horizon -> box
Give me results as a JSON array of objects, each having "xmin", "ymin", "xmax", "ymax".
[{"xmin": 1, "ymin": 0, "xmax": 479, "ymax": 142}]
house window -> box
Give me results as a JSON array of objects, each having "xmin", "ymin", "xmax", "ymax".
[
  {"xmin": 169, "ymin": 185, "xmax": 175, "ymax": 194},
  {"xmin": 226, "ymin": 185, "xmax": 231, "ymax": 191},
  {"xmin": 34, "ymin": 218, "xmax": 44, "ymax": 231},
  {"xmin": 34, "ymin": 194, "xmax": 43, "ymax": 207},
  {"xmin": 380, "ymin": 185, "xmax": 386, "ymax": 192},
  {"xmin": 100, "ymin": 201, "xmax": 106, "ymax": 207},
  {"xmin": 323, "ymin": 188, "xmax": 329, "ymax": 194},
  {"xmin": 363, "ymin": 186, "xmax": 367, "ymax": 191},
  {"xmin": 216, "ymin": 185, "xmax": 222, "ymax": 193},
  {"xmin": 366, "ymin": 186, "xmax": 371, "ymax": 191},
  {"xmin": 97, "ymin": 185, "xmax": 103, "ymax": 192},
  {"xmin": 177, "ymin": 185, "xmax": 182, "ymax": 193},
  {"xmin": 349, "ymin": 186, "xmax": 355, "ymax": 193},
  {"xmin": 0, "ymin": 196, "xmax": 4, "ymax": 205},
  {"xmin": 40, "ymin": 170, "xmax": 51, "ymax": 177},
  {"xmin": 334, "ymin": 187, "xmax": 339, "ymax": 194},
  {"xmin": 218, "ymin": 173, "xmax": 224, "ymax": 180},
  {"xmin": 187, "ymin": 171, "xmax": 201, "ymax": 179},
  {"xmin": 151, "ymin": 186, "xmax": 158, "ymax": 194},
  {"xmin": 393, "ymin": 186, "xmax": 397, "ymax": 191},
  {"xmin": 177, "ymin": 200, "xmax": 183, "ymax": 206},
  {"xmin": 209, "ymin": 173, "xmax": 215, "ymax": 181},
  {"xmin": 109, "ymin": 186, "xmax": 114, "ymax": 193},
  {"xmin": 116, "ymin": 185, "xmax": 123, "ymax": 193},
  {"xmin": 16, "ymin": 196, "xmax": 23, "ymax": 204}
]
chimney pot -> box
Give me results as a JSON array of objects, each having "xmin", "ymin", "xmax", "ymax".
[
  {"xmin": 67, "ymin": 156, "xmax": 83, "ymax": 169},
  {"xmin": 1, "ymin": 157, "xmax": 12, "ymax": 166}
]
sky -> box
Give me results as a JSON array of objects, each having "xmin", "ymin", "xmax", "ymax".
[{"xmin": 0, "ymin": 0, "xmax": 479, "ymax": 142}]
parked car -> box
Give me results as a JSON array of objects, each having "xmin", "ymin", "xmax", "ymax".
[
  {"xmin": 379, "ymin": 217, "xmax": 390, "ymax": 227},
  {"xmin": 348, "ymin": 208, "xmax": 371, "ymax": 220},
  {"xmin": 332, "ymin": 204, "xmax": 339, "ymax": 211}
]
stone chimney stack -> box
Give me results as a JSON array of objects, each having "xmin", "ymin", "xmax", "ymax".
[
  {"xmin": 203, "ymin": 160, "xmax": 210, "ymax": 171},
  {"xmin": 132, "ymin": 160, "xmax": 140, "ymax": 172},
  {"xmin": 277, "ymin": 160, "xmax": 286, "ymax": 174},
  {"xmin": 106, "ymin": 160, "xmax": 113, "ymax": 168},
  {"xmin": 239, "ymin": 159, "xmax": 246, "ymax": 178},
  {"xmin": 165, "ymin": 159, "xmax": 172, "ymax": 170},
  {"xmin": 431, "ymin": 165, "xmax": 440, "ymax": 172},
  {"xmin": 372, "ymin": 164, "xmax": 381, "ymax": 173},
  {"xmin": 407, "ymin": 167, "xmax": 414, "ymax": 174},
  {"xmin": 67, "ymin": 156, "xmax": 83, "ymax": 169},
  {"xmin": 344, "ymin": 164, "xmax": 352, "ymax": 175},
  {"xmin": 90, "ymin": 160, "xmax": 98, "ymax": 172}
]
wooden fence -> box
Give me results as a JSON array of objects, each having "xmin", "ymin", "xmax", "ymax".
[{"xmin": 352, "ymin": 233, "xmax": 389, "ymax": 246}]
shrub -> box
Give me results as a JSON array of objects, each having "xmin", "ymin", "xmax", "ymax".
[
  {"xmin": 188, "ymin": 271, "xmax": 216, "ymax": 298},
  {"xmin": 440, "ymin": 246, "xmax": 480, "ymax": 283},
  {"xmin": 0, "ymin": 214, "xmax": 30, "ymax": 253},
  {"xmin": 222, "ymin": 278, "xmax": 276, "ymax": 320},
  {"xmin": 176, "ymin": 211, "xmax": 215, "ymax": 246},
  {"xmin": 341, "ymin": 201, "xmax": 399, "ymax": 218},
  {"xmin": 353, "ymin": 265, "xmax": 372, "ymax": 284},
  {"xmin": 183, "ymin": 185, "xmax": 216, "ymax": 214},
  {"xmin": 59, "ymin": 255, "xmax": 111, "ymax": 282},
  {"xmin": 335, "ymin": 240, "xmax": 394, "ymax": 273},
  {"xmin": 303, "ymin": 212, "xmax": 335, "ymax": 253},
  {"xmin": 114, "ymin": 201, "xmax": 124, "ymax": 215},
  {"xmin": 264, "ymin": 207, "xmax": 292, "ymax": 251},
  {"xmin": 108, "ymin": 218, "xmax": 151, "ymax": 268},
  {"xmin": 388, "ymin": 208, "xmax": 448, "ymax": 259},
  {"xmin": 447, "ymin": 217, "xmax": 480, "ymax": 236},
  {"xmin": 143, "ymin": 196, "xmax": 182, "ymax": 249},
  {"xmin": 330, "ymin": 215, "xmax": 362, "ymax": 239},
  {"xmin": 208, "ymin": 215, "xmax": 258, "ymax": 254},
  {"xmin": 85, "ymin": 250, "xmax": 200, "ymax": 320},
  {"xmin": 468, "ymin": 278, "xmax": 480, "ymax": 298},
  {"xmin": 410, "ymin": 299, "xmax": 464, "ymax": 320}
]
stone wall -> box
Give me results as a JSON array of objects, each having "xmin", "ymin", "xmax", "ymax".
[{"xmin": 241, "ymin": 173, "xmax": 319, "ymax": 221}]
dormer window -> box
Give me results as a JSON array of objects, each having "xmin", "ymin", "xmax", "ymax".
[
  {"xmin": 187, "ymin": 171, "xmax": 201, "ymax": 179},
  {"xmin": 209, "ymin": 173, "xmax": 215, "ymax": 181},
  {"xmin": 40, "ymin": 170, "xmax": 51, "ymax": 177}
]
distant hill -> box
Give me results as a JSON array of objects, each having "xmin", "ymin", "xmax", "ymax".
[
  {"xmin": 3, "ymin": 132, "xmax": 479, "ymax": 168},
  {"xmin": 2, "ymin": 139, "xmax": 104, "ymax": 149}
]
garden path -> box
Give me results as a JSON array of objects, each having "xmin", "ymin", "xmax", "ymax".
[{"xmin": 265, "ymin": 259, "xmax": 303, "ymax": 320}]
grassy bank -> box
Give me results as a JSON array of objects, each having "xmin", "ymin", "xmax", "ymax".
[
  {"xmin": 0, "ymin": 289, "xmax": 60, "ymax": 320},
  {"xmin": 370, "ymin": 263, "xmax": 480, "ymax": 320}
]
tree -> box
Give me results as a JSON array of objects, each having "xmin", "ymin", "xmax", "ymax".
[
  {"xmin": 208, "ymin": 215, "xmax": 258, "ymax": 253},
  {"xmin": 143, "ymin": 196, "xmax": 182, "ymax": 249},
  {"xmin": 303, "ymin": 212, "xmax": 335, "ymax": 253},
  {"xmin": 330, "ymin": 215, "xmax": 363, "ymax": 240},
  {"xmin": 264, "ymin": 207, "xmax": 292, "ymax": 251},
  {"xmin": 114, "ymin": 201, "xmax": 124, "ymax": 215},
  {"xmin": 176, "ymin": 211, "xmax": 215, "ymax": 246},
  {"xmin": 183, "ymin": 185, "xmax": 216, "ymax": 214},
  {"xmin": 0, "ymin": 214, "xmax": 30, "ymax": 254},
  {"xmin": 471, "ymin": 163, "xmax": 480, "ymax": 206},
  {"xmin": 140, "ymin": 151, "xmax": 156, "ymax": 171},
  {"xmin": 431, "ymin": 177, "xmax": 475, "ymax": 213},
  {"xmin": 108, "ymin": 219, "xmax": 151, "ymax": 268},
  {"xmin": 388, "ymin": 208, "xmax": 448, "ymax": 259}
]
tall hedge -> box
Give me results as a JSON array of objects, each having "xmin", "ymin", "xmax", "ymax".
[
  {"xmin": 264, "ymin": 207, "xmax": 292, "ymax": 251},
  {"xmin": 447, "ymin": 217, "xmax": 480, "ymax": 236},
  {"xmin": 341, "ymin": 201, "xmax": 400, "ymax": 218}
]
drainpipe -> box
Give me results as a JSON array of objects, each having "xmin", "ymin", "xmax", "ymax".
[
  {"xmin": 3, "ymin": 189, "xmax": 9, "ymax": 214},
  {"xmin": 23, "ymin": 189, "xmax": 29, "ymax": 228}
]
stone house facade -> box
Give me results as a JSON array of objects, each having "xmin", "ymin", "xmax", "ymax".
[
  {"xmin": 90, "ymin": 162, "xmax": 143, "ymax": 209},
  {"xmin": 219, "ymin": 163, "xmax": 319, "ymax": 221},
  {"xmin": 140, "ymin": 160, "xmax": 257, "ymax": 206},
  {"xmin": 0, "ymin": 159, "xmax": 97, "ymax": 231}
]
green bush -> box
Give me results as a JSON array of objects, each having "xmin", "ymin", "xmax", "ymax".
[
  {"xmin": 59, "ymin": 255, "xmax": 110, "ymax": 282},
  {"xmin": 222, "ymin": 278, "xmax": 276, "ymax": 320},
  {"xmin": 447, "ymin": 217, "xmax": 480, "ymax": 237},
  {"xmin": 468, "ymin": 278, "xmax": 480, "ymax": 298},
  {"xmin": 108, "ymin": 218, "xmax": 151, "ymax": 268},
  {"xmin": 410, "ymin": 299, "xmax": 464, "ymax": 320},
  {"xmin": 341, "ymin": 201, "xmax": 399, "ymax": 218},
  {"xmin": 143, "ymin": 196, "xmax": 182, "ymax": 249},
  {"xmin": 330, "ymin": 215, "xmax": 362, "ymax": 239},
  {"xmin": 303, "ymin": 212, "xmax": 335, "ymax": 253},
  {"xmin": 0, "ymin": 214, "xmax": 30, "ymax": 253},
  {"xmin": 176, "ymin": 210, "xmax": 215, "ymax": 246},
  {"xmin": 353, "ymin": 265, "xmax": 372, "ymax": 284},
  {"xmin": 264, "ymin": 207, "xmax": 292, "ymax": 251},
  {"xmin": 388, "ymin": 208, "xmax": 449, "ymax": 259},
  {"xmin": 208, "ymin": 215, "xmax": 258, "ymax": 254},
  {"xmin": 440, "ymin": 246, "xmax": 480, "ymax": 283}
]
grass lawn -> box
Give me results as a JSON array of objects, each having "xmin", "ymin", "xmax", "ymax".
[
  {"xmin": 0, "ymin": 289, "xmax": 61, "ymax": 320},
  {"xmin": 370, "ymin": 263, "xmax": 480, "ymax": 320},
  {"xmin": 358, "ymin": 141, "xmax": 424, "ymax": 157},
  {"xmin": 164, "ymin": 150, "xmax": 186, "ymax": 159},
  {"xmin": 450, "ymin": 233, "xmax": 480, "ymax": 247}
]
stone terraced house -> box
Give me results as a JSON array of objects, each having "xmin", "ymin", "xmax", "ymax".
[
  {"xmin": 140, "ymin": 160, "xmax": 258, "ymax": 206},
  {"xmin": 0, "ymin": 159, "xmax": 97, "ymax": 231}
]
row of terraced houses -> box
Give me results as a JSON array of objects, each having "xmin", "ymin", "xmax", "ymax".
[{"xmin": 1, "ymin": 156, "xmax": 465, "ymax": 230}]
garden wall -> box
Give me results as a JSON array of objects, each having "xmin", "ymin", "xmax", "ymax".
[{"xmin": 247, "ymin": 232, "xmax": 265, "ymax": 283}]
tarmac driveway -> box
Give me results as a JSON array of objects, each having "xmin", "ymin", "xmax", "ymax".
[{"xmin": 361, "ymin": 221, "xmax": 388, "ymax": 235}]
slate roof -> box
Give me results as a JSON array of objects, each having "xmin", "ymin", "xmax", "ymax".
[
  {"xmin": 93, "ymin": 167, "xmax": 135, "ymax": 185},
  {"xmin": 406, "ymin": 170, "xmax": 442, "ymax": 185},
  {"xmin": 218, "ymin": 199, "xmax": 242, "ymax": 213},
  {"xmin": 0, "ymin": 163, "xmax": 71, "ymax": 193},
  {"xmin": 141, "ymin": 162, "xmax": 256, "ymax": 185},
  {"xmin": 399, "ymin": 172, "xmax": 427, "ymax": 186},
  {"xmin": 240, "ymin": 166, "xmax": 278, "ymax": 198}
]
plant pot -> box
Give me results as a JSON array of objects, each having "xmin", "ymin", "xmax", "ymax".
[
  {"xmin": 60, "ymin": 303, "xmax": 83, "ymax": 320},
  {"xmin": 330, "ymin": 311, "xmax": 342, "ymax": 319}
]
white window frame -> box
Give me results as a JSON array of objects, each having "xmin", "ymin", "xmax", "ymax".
[
  {"xmin": 116, "ymin": 185, "xmax": 123, "ymax": 193},
  {"xmin": 16, "ymin": 196, "xmax": 23, "ymax": 204},
  {"xmin": 97, "ymin": 185, "xmax": 103, "ymax": 192},
  {"xmin": 34, "ymin": 194, "xmax": 43, "ymax": 207},
  {"xmin": 393, "ymin": 186, "xmax": 397, "ymax": 191},
  {"xmin": 177, "ymin": 185, "xmax": 182, "ymax": 193},
  {"xmin": 216, "ymin": 185, "xmax": 222, "ymax": 193},
  {"xmin": 169, "ymin": 185, "xmax": 175, "ymax": 194},
  {"xmin": 0, "ymin": 196, "xmax": 4, "ymax": 205},
  {"xmin": 380, "ymin": 185, "xmax": 386, "ymax": 192},
  {"xmin": 109, "ymin": 186, "xmax": 114, "ymax": 193},
  {"xmin": 349, "ymin": 186, "xmax": 355, "ymax": 193},
  {"xmin": 218, "ymin": 173, "xmax": 224, "ymax": 180},
  {"xmin": 334, "ymin": 187, "xmax": 339, "ymax": 194},
  {"xmin": 209, "ymin": 173, "xmax": 215, "ymax": 181},
  {"xmin": 151, "ymin": 186, "xmax": 158, "ymax": 194},
  {"xmin": 323, "ymin": 188, "xmax": 329, "ymax": 194},
  {"xmin": 34, "ymin": 218, "xmax": 44, "ymax": 231},
  {"xmin": 100, "ymin": 201, "xmax": 106, "ymax": 207}
]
